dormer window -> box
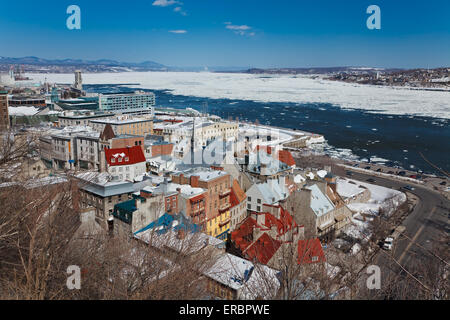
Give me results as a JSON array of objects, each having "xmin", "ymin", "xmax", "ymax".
[
  {"xmin": 118, "ymin": 158, "xmax": 122, "ymax": 162},
  {"xmin": 125, "ymin": 157, "xmax": 129, "ymax": 162},
  {"xmin": 111, "ymin": 158, "xmax": 115, "ymax": 163}
]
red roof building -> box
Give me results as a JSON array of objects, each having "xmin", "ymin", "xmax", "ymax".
[
  {"xmin": 278, "ymin": 150, "xmax": 296, "ymax": 167},
  {"xmin": 105, "ymin": 146, "xmax": 146, "ymax": 166},
  {"xmin": 231, "ymin": 205, "xmax": 306, "ymax": 267},
  {"xmin": 104, "ymin": 146, "xmax": 147, "ymax": 182},
  {"xmin": 244, "ymin": 233, "xmax": 282, "ymax": 265},
  {"xmin": 297, "ymin": 238, "xmax": 326, "ymax": 265}
]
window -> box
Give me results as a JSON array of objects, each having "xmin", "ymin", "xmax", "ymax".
[
  {"xmin": 247, "ymin": 196, "xmax": 251, "ymax": 202},
  {"xmin": 111, "ymin": 158, "xmax": 115, "ymax": 163},
  {"xmin": 257, "ymin": 206, "xmax": 261, "ymax": 211},
  {"xmin": 247, "ymin": 204, "xmax": 251, "ymax": 210},
  {"xmin": 257, "ymin": 199, "xmax": 261, "ymax": 204},
  {"xmin": 312, "ymin": 256, "xmax": 318, "ymax": 262}
]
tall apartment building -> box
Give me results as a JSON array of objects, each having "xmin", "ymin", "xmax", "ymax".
[
  {"xmin": 0, "ymin": 90, "xmax": 10, "ymax": 131},
  {"xmin": 98, "ymin": 91, "xmax": 155, "ymax": 115}
]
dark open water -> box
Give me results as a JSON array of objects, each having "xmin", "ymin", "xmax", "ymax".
[{"xmin": 85, "ymin": 84, "xmax": 450, "ymax": 176}]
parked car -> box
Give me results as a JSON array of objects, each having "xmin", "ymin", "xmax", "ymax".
[
  {"xmin": 409, "ymin": 175, "xmax": 417, "ymax": 179},
  {"xmin": 376, "ymin": 168, "xmax": 382, "ymax": 172},
  {"xmin": 388, "ymin": 171, "xmax": 394, "ymax": 174},
  {"xmin": 440, "ymin": 181, "xmax": 447, "ymax": 186},
  {"xmin": 398, "ymin": 171, "xmax": 406, "ymax": 176},
  {"xmin": 346, "ymin": 171, "xmax": 353, "ymax": 176},
  {"xmin": 353, "ymin": 163, "xmax": 359, "ymax": 167},
  {"xmin": 365, "ymin": 166, "xmax": 371, "ymax": 170},
  {"xmin": 366, "ymin": 178, "xmax": 376, "ymax": 183},
  {"xmin": 403, "ymin": 185, "xmax": 415, "ymax": 191},
  {"xmin": 383, "ymin": 237, "xmax": 394, "ymax": 250},
  {"xmin": 383, "ymin": 226, "xmax": 406, "ymax": 250}
]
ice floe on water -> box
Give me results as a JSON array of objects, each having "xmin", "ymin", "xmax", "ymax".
[{"xmin": 29, "ymin": 72, "xmax": 450, "ymax": 119}]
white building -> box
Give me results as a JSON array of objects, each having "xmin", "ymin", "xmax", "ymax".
[
  {"xmin": 105, "ymin": 146, "xmax": 147, "ymax": 182},
  {"xmin": 246, "ymin": 176, "xmax": 290, "ymax": 213}
]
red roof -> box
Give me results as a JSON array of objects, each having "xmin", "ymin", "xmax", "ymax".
[
  {"xmin": 256, "ymin": 147, "xmax": 295, "ymax": 167},
  {"xmin": 256, "ymin": 145, "xmax": 273, "ymax": 154},
  {"xmin": 297, "ymin": 238, "xmax": 326, "ymax": 265},
  {"xmin": 278, "ymin": 150, "xmax": 295, "ymax": 166},
  {"xmin": 244, "ymin": 233, "xmax": 281, "ymax": 265},
  {"xmin": 229, "ymin": 187, "xmax": 240, "ymax": 208},
  {"xmin": 105, "ymin": 146, "xmax": 146, "ymax": 166},
  {"xmin": 260, "ymin": 206, "xmax": 298, "ymax": 237},
  {"xmin": 231, "ymin": 217, "xmax": 260, "ymax": 252},
  {"xmin": 189, "ymin": 194, "xmax": 205, "ymax": 203}
]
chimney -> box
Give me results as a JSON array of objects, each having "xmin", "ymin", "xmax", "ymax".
[
  {"xmin": 107, "ymin": 216, "xmax": 114, "ymax": 236},
  {"xmin": 190, "ymin": 175, "xmax": 200, "ymax": 188},
  {"xmin": 177, "ymin": 228, "xmax": 186, "ymax": 240},
  {"xmin": 329, "ymin": 182, "xmax": 337, "ymax": 194},
  {"xmin": 279, "ymin": 175, "xmax": 286, "ymax": 189}
]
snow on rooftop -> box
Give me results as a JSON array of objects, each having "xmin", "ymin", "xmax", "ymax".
[
  {"xmin": 317, "ymin": 170, "xmax": 327, "ymax": 178},
  {"xmin": 294, "ymin": 174, "xmax": 306, "ymax": 184},
  {"xmin": 8, "ymin": 106, "xmax": 40, "ymax": 116},
  {"xmin": 336, "ymin": 178, "xmax": 367, "ymax": 198},
  {"xmin": 204, "ymin": 253, "xmax": 280, "ymax": 299},
  {"xmin": 305, "ymin": 184, "xmax": 335, "ymax": 217}
]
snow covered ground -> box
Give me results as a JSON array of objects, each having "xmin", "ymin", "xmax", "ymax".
[
  {"xmin": 337, "ymin": 177, "xmax": 407, "ymax": 240},
  {"xmin": 29, "ymin": 72, "xmax": 450, "ymax": 119}
]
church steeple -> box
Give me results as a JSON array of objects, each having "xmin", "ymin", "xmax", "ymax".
[{"xmin": 190, "ymin": 117, "xmax": 195, "ymax": 165}]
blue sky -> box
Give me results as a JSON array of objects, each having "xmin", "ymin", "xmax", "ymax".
[{"xmin": 0, "ymin": 0, "xmax": 449, "ymax": 68}]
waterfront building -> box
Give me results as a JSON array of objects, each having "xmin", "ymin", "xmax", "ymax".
[{"xmin": 98, "ymin": 91, "xmax": 155, "ymax": 115}]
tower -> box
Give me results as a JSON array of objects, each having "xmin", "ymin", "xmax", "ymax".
[
  {"xmin": 0, "ymin": 89, "xmax": 10, "ymax": 131},
  {"xmin": 190, "ymin": 117, "xmax": 196, "ymax": 165},
  {"xmin": 74, "ymin": 70, "xmax": 83, "ymax": 91}
]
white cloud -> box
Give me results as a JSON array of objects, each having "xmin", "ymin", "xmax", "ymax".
[
  {"xmin": 169, "ymin": 29, "xmax": 187, "ymax": 34},
  {"xmin": 173, "ymin": 6, "xmax": 187, "ymax": 16},
  {"xmin": 152, "ymin": 0, "xmax": 181, "ymax": 7},
  {"xmin": 226, "ymin": 24, "xmax": 251, "ymax": 31},
  {"xmin": 225, "ymin": 23, "xmax": 255, "ymax": 36}
]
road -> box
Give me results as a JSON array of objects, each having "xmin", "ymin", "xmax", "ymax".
[{"xmin": 332, "ymin": 167, "xmax": 450, "ymax": 272}]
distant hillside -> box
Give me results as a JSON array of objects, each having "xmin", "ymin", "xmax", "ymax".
[
  {"xmin": 0, "ymin": 56, "xmax": 169, "ymax": 73},
  {"xmin": 239, "ymin": 66, "xmax": 404, "ymax": 75}
]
